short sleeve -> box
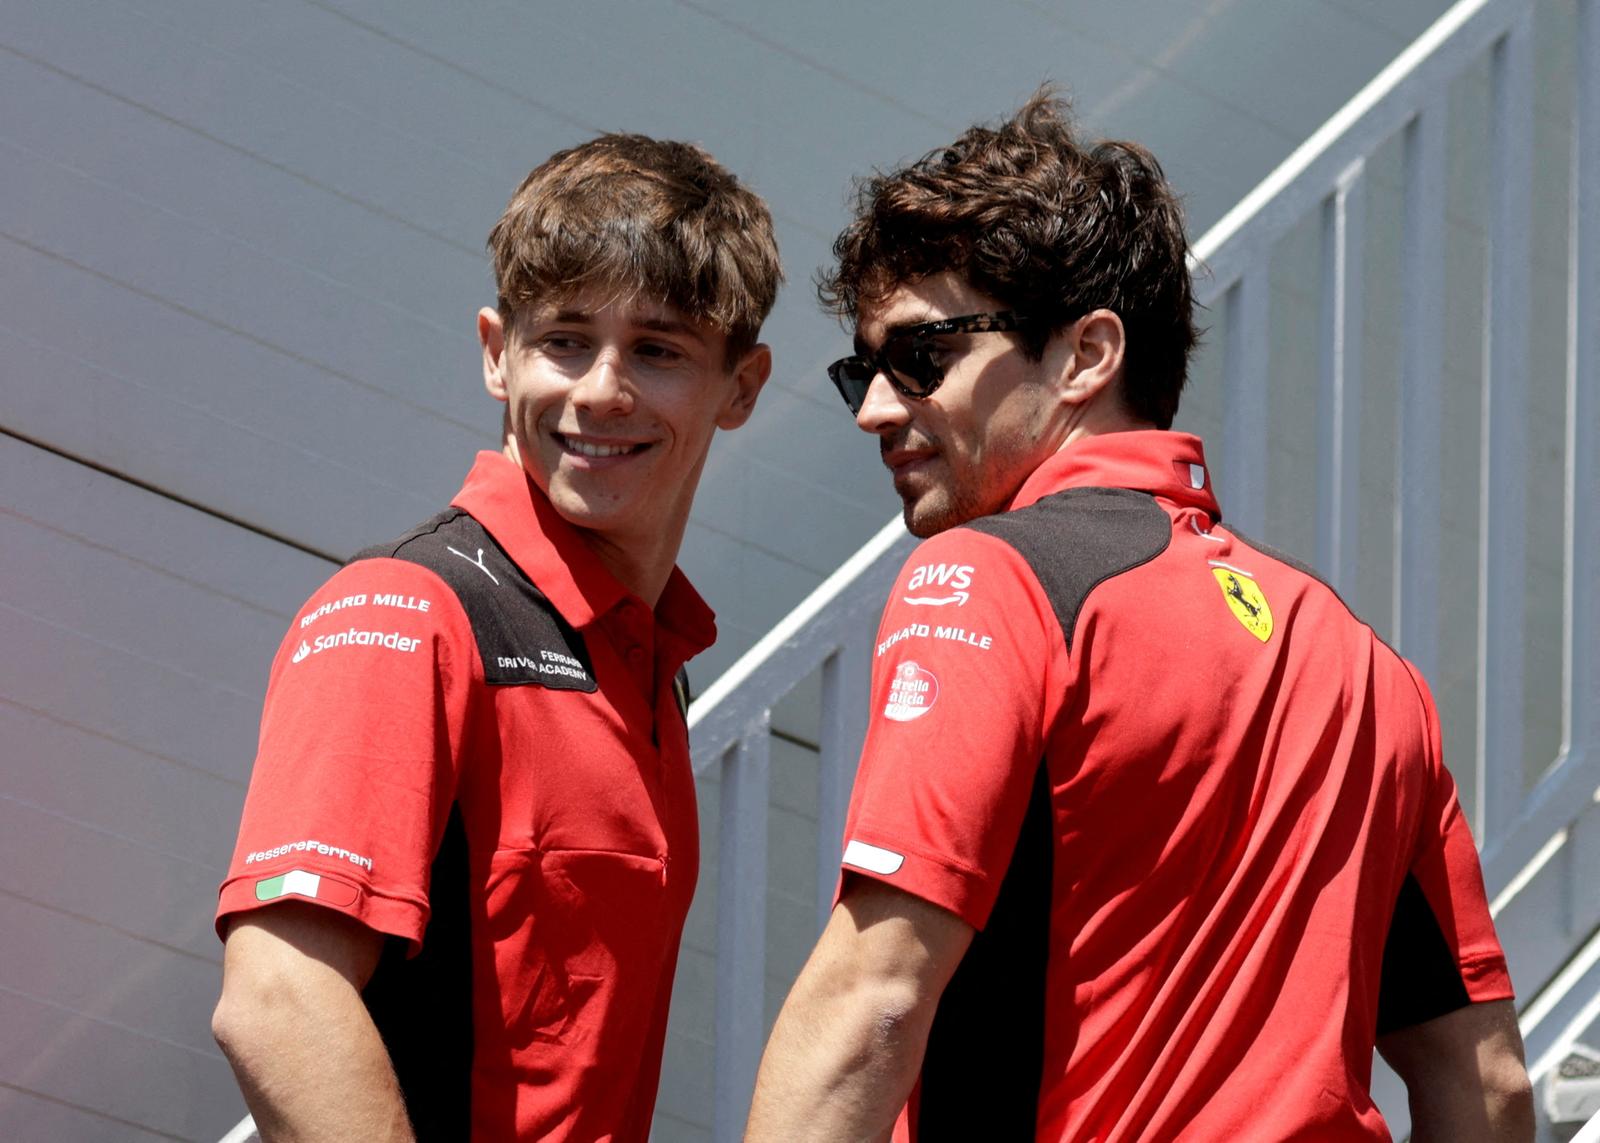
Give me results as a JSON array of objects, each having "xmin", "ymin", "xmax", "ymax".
[
  {"xmin": 839, "ymin": 528, "xmax": 1068, "ymax": 929},
  {"xmin": 216, "ymin": 558, "xmax": 477, "ymax": 952},
  {"xmin": 1377, "ymin": 663, "xmax": 1514, "ymax": 1032}
]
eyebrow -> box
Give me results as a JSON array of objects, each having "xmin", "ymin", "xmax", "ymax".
[
  {"xmin": 855, "ymin": 311, "xmax": 943, "ymax": 355},
  {"xmin": 635, "ymin": 315, "xmax": 699, "ymax": 337}
]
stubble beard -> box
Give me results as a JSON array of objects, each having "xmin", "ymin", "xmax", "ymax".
[
  {"xmin": 885, "ymin": 431, "xmax": 984, "ymax": 538},
  {"xmin": 899, "ymin": 475, "xmax": 989, "ymax": 538}
]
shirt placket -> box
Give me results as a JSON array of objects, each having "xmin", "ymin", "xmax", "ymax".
[{"xmin": 606, "ymin": 598, "xmax": 656, "ymax": 700}]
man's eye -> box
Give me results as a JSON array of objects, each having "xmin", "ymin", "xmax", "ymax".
[
  {"xmin": 637, "ymin": 341, "xmax": 685, "ymax": 362},
  {"xmin": 539, "ymin": 334, "xmax": 587, "ymax": 353}
]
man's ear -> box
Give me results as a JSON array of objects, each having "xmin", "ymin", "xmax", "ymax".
[
  {"xmin": 479, "ymin": 307, "xmax": 510, "ymax": 403},
  {"xmin": 716, "ymin": 343, "xmax": 772, "ymax": 430},
  {"xmin": 1055, "ymin": 308, "xmax": 1126, "ymax": 406}
]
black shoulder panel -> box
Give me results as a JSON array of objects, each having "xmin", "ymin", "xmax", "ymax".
[
  {"xmin": 919, "ymin": 759, "xmax": 1055, "ymax": 1138},
  {"xmin": 364, "ymin": 805, "xmax": 473, "ymax": 1139},
  {"xmin": 1376, "ymin": 873, "xmax": 1472, "ymax": 1035},
  {"xmin": 352, "ymin": 509, "xmax": 597, "ymax": 691},
  {"xmin": 965, "ymin": 488, "xmax": 1172, "ymax": 650}
]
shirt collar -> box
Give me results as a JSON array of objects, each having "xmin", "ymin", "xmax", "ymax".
[
  {"xmin": 1007, "ymin": 430, "xmax": 1220, "ymax": 517},
  {"xmin": 450, "ymin": 451, "xmax": 717, "ymax": 655}
]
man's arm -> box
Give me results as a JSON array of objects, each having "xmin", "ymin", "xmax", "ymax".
[
  {"xmin": 1377, "ymin": 998, "xmax": 1533, "ymax": 1142},
  {"xmin": 212, "ymin": 902, "xmax": 414, "ymax": 1142},
  {"xmin": 745, "ymin": 877, "xmax": 973, "ymax": 1141}
]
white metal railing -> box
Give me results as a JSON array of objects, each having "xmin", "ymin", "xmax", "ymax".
[
  {"xmin": 685, "ymin": 515, "xmax": 913, "ymax": 1140},
  {"xmin": 214, "ymin": 0, "xmax": 1596, "ymax": 1139},
  {"xmin": 678, "ymin": 0, "xmax": 1600, "ymax": 1138}
]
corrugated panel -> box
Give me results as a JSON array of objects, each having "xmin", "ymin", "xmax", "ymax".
[
  {"xmin": 0, "ymin": 989, "xmax": 239, "ymax": 1141},
  {"xmin": 0, "ymin": 1086, "xmax": 183, "ymax": 1143},
  {"xmin": 0, "ymin": 436, "xmax": 332, "ymax": 1141}
]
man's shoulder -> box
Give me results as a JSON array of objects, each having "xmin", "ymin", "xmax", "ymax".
[
  {"xmin": 350, "ymin": 507, "xmax": 489, "ymax": 573},
  {"xmin": 958, "ymin": 489, "xmax": 1174, "ymax": 648},
  {"xmin": 347, "ymin": 508, "xmax": 598, "ymax": 693},
  {"xmin": 966, "ymin": 486, "xmax": 1168, "ymax": 545}
]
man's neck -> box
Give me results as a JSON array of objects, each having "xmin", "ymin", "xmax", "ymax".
[
  {"xmin": 1055, "ymin": 403, "xmax": 1158, "ymax": 453},
  {"xmin": 579, "ymin": 525, "xmax": 684, "ymax": 610},
  {"xmin": 500, "ymin": 437, "xmax": 684, "ymax": 609}
]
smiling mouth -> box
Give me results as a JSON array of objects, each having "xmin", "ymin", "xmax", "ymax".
[
  {"xmin": 882, "ymin": 447, "xmax": 936, "ymax": 473},
  {"xmin": 555, "ymin": 432, "xmax": 648, "ymax": 459}
]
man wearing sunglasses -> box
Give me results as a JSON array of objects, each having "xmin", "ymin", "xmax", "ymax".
[{"xmin": 747, "ymin": 90, "xmax": 1530, "ymax": 1141}]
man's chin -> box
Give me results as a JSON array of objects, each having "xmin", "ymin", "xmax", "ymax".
[{"xmin": 901, "ymin": 495, "xmax": 961, "ymax": 539}]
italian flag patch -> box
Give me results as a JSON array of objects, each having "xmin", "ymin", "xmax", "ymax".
[{"xmin": 255, "ymin": 869, "xmax": 358, "ymax": 906}]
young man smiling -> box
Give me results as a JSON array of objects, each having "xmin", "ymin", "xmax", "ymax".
[
  {"xmin": 212, "ymin": 134, "xmax": 779, "ymax": 1141},
  {"xmin": 747, "ymin": 92, "xmax": 1530, "ymax": 1141}
]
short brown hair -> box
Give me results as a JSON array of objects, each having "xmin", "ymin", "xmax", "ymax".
[
  {"xmin": 820, "ymin": 89, "xmax": 1198, "ymax": 428},
  {"xmin": 488, "ymin": 133, "xmax": 782, "ymax": 363}
]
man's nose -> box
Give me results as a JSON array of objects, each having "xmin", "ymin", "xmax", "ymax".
[
  {"xmin": 573, "ymin": 351, "xmax": 635, "ymax": 413},
  {"xmin": 854, "ymin": 373, "xmax": 911, "ymax": 434}
]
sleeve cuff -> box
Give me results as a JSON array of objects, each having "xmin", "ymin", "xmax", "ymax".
[
  {"xmin": 839, "ymin": 831, "xmax": 999, "ymax": 930},
  {"xmin": 216, "ymin": 871, "xmax": 429, "ymax": 954}
]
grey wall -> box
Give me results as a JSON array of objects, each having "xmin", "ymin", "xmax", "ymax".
[
  {"xmin": 0, "ymin": 438, "xmax": 334, "ymax": 1139},
  {"xmin": 3, "ymin": 1, "xmax": 1518, "ymax": 1139}
]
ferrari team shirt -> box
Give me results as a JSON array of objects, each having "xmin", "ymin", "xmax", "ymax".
[
  {"xmin": 217, "ymin": 450, "xmax": 712, "ymax": 1141},
  {"xmin": 841, "ymin": 431, "xmax": 1513, "ymax": 1142}
]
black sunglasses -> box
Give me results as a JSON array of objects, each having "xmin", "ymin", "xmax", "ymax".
[{"xmin": 827, "ymin": 311, "xmax": 1031, "ymax": 415}]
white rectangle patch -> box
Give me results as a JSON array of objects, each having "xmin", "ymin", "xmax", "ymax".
[
  {"xmin": 283, "ymin": 869, "xmax": 321, "ymax": 898},
  {"xmin": 843, "ymin": 839, "xmax": 905, "ymax": 875}
]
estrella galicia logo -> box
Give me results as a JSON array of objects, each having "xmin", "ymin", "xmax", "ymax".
[
  {"xmin": 901, "ymin": 562, "xmax": 974, "ymax": 607},
  {"xmin": 883, "ymin": 661, "xmax": 939, "ymax": 721}
]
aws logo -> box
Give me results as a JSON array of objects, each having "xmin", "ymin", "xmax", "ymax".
[{"xmin": 902, "ymin": 563, "xmax": 974, "ymax": 607}]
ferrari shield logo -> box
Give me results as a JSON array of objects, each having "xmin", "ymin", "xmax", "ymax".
[{"xmin": 1212, "ymin": 567, "xmax": 1273, "ymax": 642}]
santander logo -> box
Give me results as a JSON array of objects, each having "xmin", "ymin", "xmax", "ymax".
[{"xmin": 902, "ymin": 563, "xmax": 974, "ymax": 607}]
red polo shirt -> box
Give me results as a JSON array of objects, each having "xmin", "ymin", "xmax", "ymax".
[
  {"xmin": 218, "ymin": 451, "xmax": 712, "ymax": 1141},
  {"xmin": 841, "ymin": 431, "xmax": 1512, "ymax": 1141}
]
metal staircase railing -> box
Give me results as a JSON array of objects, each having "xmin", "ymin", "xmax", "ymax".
[{"xmin": 685, "ymin": 516, "xmax": 913, "ymax": 1139}]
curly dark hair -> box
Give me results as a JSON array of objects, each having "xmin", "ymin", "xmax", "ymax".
[{"xmin": 819, "ymin": 88, "xmax": 1198, "ymax": 428}]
